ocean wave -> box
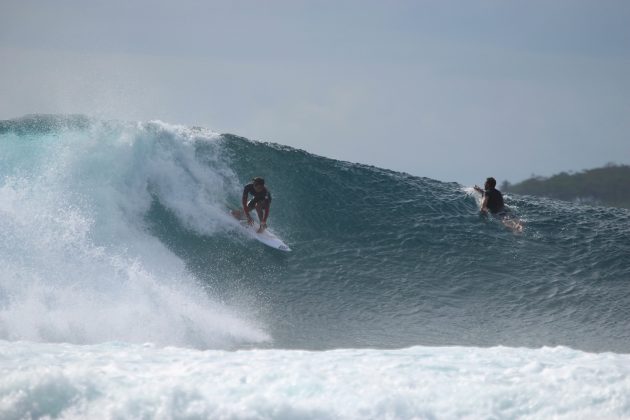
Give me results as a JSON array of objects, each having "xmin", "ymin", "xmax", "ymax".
[{"xmin": 1, "ymin": 115, "xmax": 629, "ymax": 352}]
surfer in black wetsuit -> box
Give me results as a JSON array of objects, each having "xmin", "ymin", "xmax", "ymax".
[
  {"xmin": 237, "ymin": 177, "xmax": 272, "ymax": 233},
  {"xmin": 474, "ymin": 177, "xmax": 523, "ymax": 232},
  {"xmin": 474, "ymin": 177, "xmax": 505, "ymax": 215}
]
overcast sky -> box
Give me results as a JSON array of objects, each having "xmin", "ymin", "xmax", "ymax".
[{"xmin": 1, "ymin": 0, "xmax": 629, "ymax": 185}]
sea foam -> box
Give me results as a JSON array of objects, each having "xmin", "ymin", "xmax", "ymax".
[
  {"xmin": 1, "ymin": 341, "xmax": 629, "ymax": 419},
  {"xmin": 0, "ymin": 118, "xmax": 266, "ymax": 348}
]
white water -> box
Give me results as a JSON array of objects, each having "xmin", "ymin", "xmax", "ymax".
[
  {"xmin": 0, "ymin": 120, "xmax": 267, "ymax": 348},
  {"xmin": 1, "ymin": 340, "xmax": 629, "ymax": 419}
]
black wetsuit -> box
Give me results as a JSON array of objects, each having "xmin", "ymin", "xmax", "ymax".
[
  {"xmin": 243, "ymin": 183, "xmax": 272, "ymax": 210},
  {"xmin": 483, "ymin": 188, "xmax": 505, "ymax": 214}
]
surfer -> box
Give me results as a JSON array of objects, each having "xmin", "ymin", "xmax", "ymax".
[
  {"xmin": 474, "ymin": 177, "xmax": 523, "ymax": 232},
  {"xmin": 474, "ymin": 177, "xmax": 504, "ymax": 215},
  {"xmin": 233, "ymin": 177, "xmax": 272, "ymax": 233}
]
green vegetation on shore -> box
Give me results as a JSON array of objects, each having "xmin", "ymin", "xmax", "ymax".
[{"xmin": 502, "ymin": 164, "xmax": 630, "ymax": 209}]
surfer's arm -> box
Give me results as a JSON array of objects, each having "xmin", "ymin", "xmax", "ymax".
[{"xmin": 474, "ymin": 185, "xmax": 484, "ymax": 194}]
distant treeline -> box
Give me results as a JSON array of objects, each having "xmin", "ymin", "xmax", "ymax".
[{"xmin": 502, "ymin": 164, "xmax": 630, "ymax": 209}]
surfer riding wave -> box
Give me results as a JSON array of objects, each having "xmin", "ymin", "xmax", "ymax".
[{"xmin": 232, "ymin": 177, "xmax": 271, "ymax": 233}]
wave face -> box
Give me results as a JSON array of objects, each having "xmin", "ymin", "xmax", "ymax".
[{"xmin": 1, "ymin": 115, "xmax": 630, "ymax": 353}]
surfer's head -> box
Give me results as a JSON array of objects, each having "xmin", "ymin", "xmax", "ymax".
[
  {"xmin": 485, "ymin": 177, "xmax": 497, "ymax": 189},
  {"xmin": 252, "ymin": 177, "xmax": 265, "ymax": 192}
]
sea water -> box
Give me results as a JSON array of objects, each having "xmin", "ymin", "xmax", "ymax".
[{"xmin": 1, "ymin": 115, "xmax": 629, "ymax": 418}]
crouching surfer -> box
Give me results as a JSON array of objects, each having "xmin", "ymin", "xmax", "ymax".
[
  {"xmin": 231, "ymin": 177, "xmax": 272, "ymax": 233},
  {"xmin": 474, "ymin": 177, "xmax": 523, "ymax": 233}
]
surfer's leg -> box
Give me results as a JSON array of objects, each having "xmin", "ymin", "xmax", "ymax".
[
  {"xmin": 254, "ymin": 203, "xmax": 264, "ymax": 221},
  {"xmin": 254, "ymin": 200, "xmax": 270, "ymax": 232}
]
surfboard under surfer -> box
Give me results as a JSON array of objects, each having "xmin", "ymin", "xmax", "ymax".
[{"xmin": 232, "ymin": 177, "xmax": 272, "ymax": 233}]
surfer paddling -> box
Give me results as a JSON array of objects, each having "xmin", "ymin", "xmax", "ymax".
[
  {"xmin": 474, "ymin": 177, "xmax": 523, "ymax": 233},
  {"xmin": 474, "ymin": 177, "xmax": 504, "ymax": 215},
  {"xmin": 232, "ymin": 177, "xmax": 272, "ymax": 233}
]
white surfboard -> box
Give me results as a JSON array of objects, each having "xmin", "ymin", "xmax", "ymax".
[
  {"xmin": 238, "ymin": 221, "xmax": 291, "ymax": 252},
  {"xmin": 230, "ymin": 210, "xmax": 291, "ymax": 251}
]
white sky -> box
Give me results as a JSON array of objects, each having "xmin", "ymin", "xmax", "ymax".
[{"xmin": 1, "ymin": 0, "xmax": 629, "ymax": 185}]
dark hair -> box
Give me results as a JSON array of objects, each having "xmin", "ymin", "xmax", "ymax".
[
  {"xmin": 252, "ymin": 177, "xmax": 265, "ymax": 186},
  {"xmin": 485, "ymin": 177, "xmax": 497, "ymax": 188}
]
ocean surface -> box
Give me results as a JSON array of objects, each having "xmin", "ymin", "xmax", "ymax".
[{"xmin": 1, "ymin": 114, "xmax": 629, "ymax": 418}]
